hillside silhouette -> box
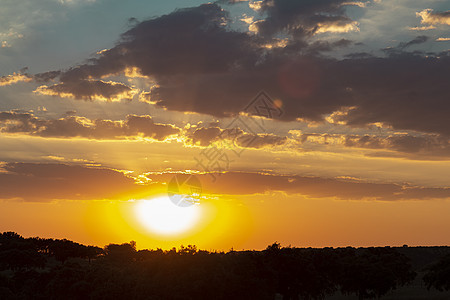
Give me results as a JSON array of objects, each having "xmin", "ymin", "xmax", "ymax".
[{"xmin": 1, "ymin": 232, "xmax": 450, "ymax": 299}]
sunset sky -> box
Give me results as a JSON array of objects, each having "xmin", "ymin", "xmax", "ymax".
[{"xmin": 0, "ymin": 0, "xmax": 449, "ymax": 250}]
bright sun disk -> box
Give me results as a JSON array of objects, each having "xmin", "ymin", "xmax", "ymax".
[{"xmin": 134, "ymin": 196, "xmax": 200, "ymax": 235}]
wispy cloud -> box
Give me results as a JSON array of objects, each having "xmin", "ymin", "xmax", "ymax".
[{"xmin": 408, "ymin": 25, "xmax": 436, "ymax": 31}]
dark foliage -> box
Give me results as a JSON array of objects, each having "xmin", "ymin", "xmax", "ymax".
[
  {"xmin": 423, "ymin": 253, "xmax": 450, "ymax": 291},
  {"xmin": 0, "ymin": 232, "xmax": 419, "ymax": 299}
]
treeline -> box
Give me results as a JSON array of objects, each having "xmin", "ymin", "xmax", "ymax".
[{"xmin": 0, "ymin": 232, "xmax": 449, "ymax": 299}]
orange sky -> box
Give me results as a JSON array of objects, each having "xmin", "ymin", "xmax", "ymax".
[
  {"xmin": 1, "ymin": 191, "xmax": 450, "ymax": 250},
  {"xmin": 0, "ymin": 0, "xmax": 449, "ymax": 250}
]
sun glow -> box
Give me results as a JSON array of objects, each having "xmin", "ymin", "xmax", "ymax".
[{"xmin": 134, "ymin": 196, "xmax": 201, "ymax": 236}]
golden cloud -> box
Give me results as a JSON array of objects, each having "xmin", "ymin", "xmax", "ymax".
[
  {"xmin": 315, "ymin": 21, "xmax": 360, "ymax": 34},
  {"xmin": 34, "ymin": 80, "xmax": 137, "ymax": 102},
  {"xmin": 417, "ymin": 9, "xmax": 450, "ymax": 26},
  {"xmin": 0, "ymin": 73, "xmax": 32, "ymax": 86}
]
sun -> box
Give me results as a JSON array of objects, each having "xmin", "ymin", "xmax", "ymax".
[{"xmin": 134, "ymin": 196, "xmax": 201, "ymax": 236}]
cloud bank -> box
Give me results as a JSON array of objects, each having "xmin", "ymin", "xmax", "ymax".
[
  {"xmin": 19, "ymin": 2, "xmax": 447, "ymax": 139},
  {"xmin": 0, "ymin": 112, "xmax": 179, "ymax": 141},
  {"xmin": 1, "ymin": 163, "xmax": 448, "ymax": 202}
]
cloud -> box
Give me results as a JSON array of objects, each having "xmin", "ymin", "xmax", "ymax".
[
  {"xmin": 27, "ymin": 3, "xmax": 267, "ymax": 102},
  {"xmin": 436, "ymin": 37, "xmax": 450, "ymax": 42},
  {"xmin": 343, "ymin": 134, "xmax": 450, "ymax": 159},
  {"xmin": 0, "ymin": 28, "xmax": 24, "ymax": 49},
  {"xmin": 254, "ymin": 0, "xmax": 360, "ymax": 37},
  {"xmin": 57, "ymin": 0, "xmax": 97, "ymax": 5},
  {"xmin": 248, "ymin": 1, "xmax": 263, "ymax": 11},
  {"xmin": 417, "ymin": 9, "xmax": 450, "ymax": 26},
  {"xmin": 145, "ymin": 171, "xmax": 450, "ymax": 201},
  {"xmin": 0, "ymin": 112, "xmax": 180, "ymax": 141},
  {"xmin": 380, "ymin": 36, "xmax": 430, "ymax": 57},
  {"xmin": 124, "ymin": 115, "xmax": 180, "ymax": 141},
  {"xmin": 21, "ymin": 3, "xmax": 450, "ymax": 137},
  {"xmin": 224, "ymin": 0, "xmax": 250, "ymax": 4},
  {"xmin": 315, "ymin": 20, "xmax": 360, "ymax": 34},
  {"xmin": 149, "ymin": 51, "xmax": 449, "ymax": 136},
  {"xmin": 0, "ymin": 110, "xmax": 287, "ymax": 148},
  {"xmin": 398, "ymin": 35, "xmax": 429, "ymax": 49},
  {"xmin": 187, "ymin": 126, "xmax": 287, "ymax": 149},
  {"xmin": 0, "ymin": 73, "xmax": 32, "ymax": 86},
  {"xmin": 2, "ymin": 164, "xmax": 448, "ymax": 202},
  {"xmin": 59, "ymin": 4, "xmax": 261, "ymax": 80},
  {"xmin": 408, "ymin": 25, "xmax": 436, "ymax": 31},
  {"xmin": 187, "ymin": 127, "xmax": 222, "ymax": 147},
  {"xmin": 0, "ymin": 162, "xmax": 148, "ymax": 202},
  {"xmin": 289, "ymin": 130, "xmax": 450, "ymax": 160},
  {"xmin": 33, "ymin": 71, "xmax": 62, "ymax": 82},
  {"xmin": 0, "ymin": 111, "xmax": 286, "ymax": 147},
  {"xmin": 0, "ymin": 0, "xmax": 97, "ymax": 53},
  {"xmin": 34, "ymin": 80, "xmax": 136, "ymax": 102},
  {"xmin": 341, "ymin": 1, "xmax": 367, "ymax": 8},
  {"xmin": 5, "ymin": 109, "xmax": 443, "ymax": 160}
]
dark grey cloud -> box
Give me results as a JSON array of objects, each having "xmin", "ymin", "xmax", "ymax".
[
  {"xmin": 149, "ymin": 52, "xmax": 450, "ymax": 137},
  {"xmin": 0, "ymin": 111, "xmax": 45, "ymax": 133},
  {"xmin": 34, "ymin": 80, "xmax": 135, "ymax": 101},
  {"xmin": 399, "ymin": 35, "xmax": 429, "ymax": 49},
  {"xmin": 296, "ymin": 132, "xmax": 450, "ymax": 159},
  {"xmin": 187, "ymin": 126, "xmax": 287, "ymax": 148},
  {"xmin": 328, "ymin": 53, "xmax": 450, "ymax": 136},
  {"xmin": 343, "ymin": 134, "xmax": 450, "ymax": 159},
  {"xmin": 33, "ymin": 71, "xmax": 62, "ymax": 82},
  {"xmin": 0, "ymin": 111, "xmax": 286, "ymax": 147},
  {"xmin": 188, "ymin": 127, "xmax": 222, "ymax": 146},
  {"xmin": 304, "ymin": 38, "xmax": 353, "ymax": 55},
  {"xmin": 383, "ymin": 35, "xmax": 430, "ymax": 55},
  {"xmin": 25, "ymin": 2, "xmax": 450, "ymax": 138},
  {"xmin": 2, "ymin": 164, "xmax": 448, "ymax": 202},
  {"xmin": 0, "ymin": 112, "xmax": 180, "ymax": 141},
  {"xmin": 58, "ymin": 3, "xmax": 262, "ymax": 82},
  {"xmin": 343, "ymin": 52, "xmax": 374, "ymax": 59},
  {"xmin": 0, "ymin": 163, "xmax": 148, "ymax": 202},
  {"xmin": 254, "ymin": 0, "xmax": 355, "ymax": 37},
  {"xmin": 145, "ymin": 171, "xmax": 450, "ymax": 201}
]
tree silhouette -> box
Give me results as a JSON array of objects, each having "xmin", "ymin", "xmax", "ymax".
[
  {"xmin": 104, "ymin": 241, "xmax": 137, "ymax": 263},
  {"xmin": 423, "ymin": 253, "xmax": 450, "ymax": 291},
  {"xmin": 338, "ymin": 247, "xmax": 416, "ymax": 299},
  {"xmin": 0, "ymin": 232, "xmax": 437, "ymax": 300}
]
